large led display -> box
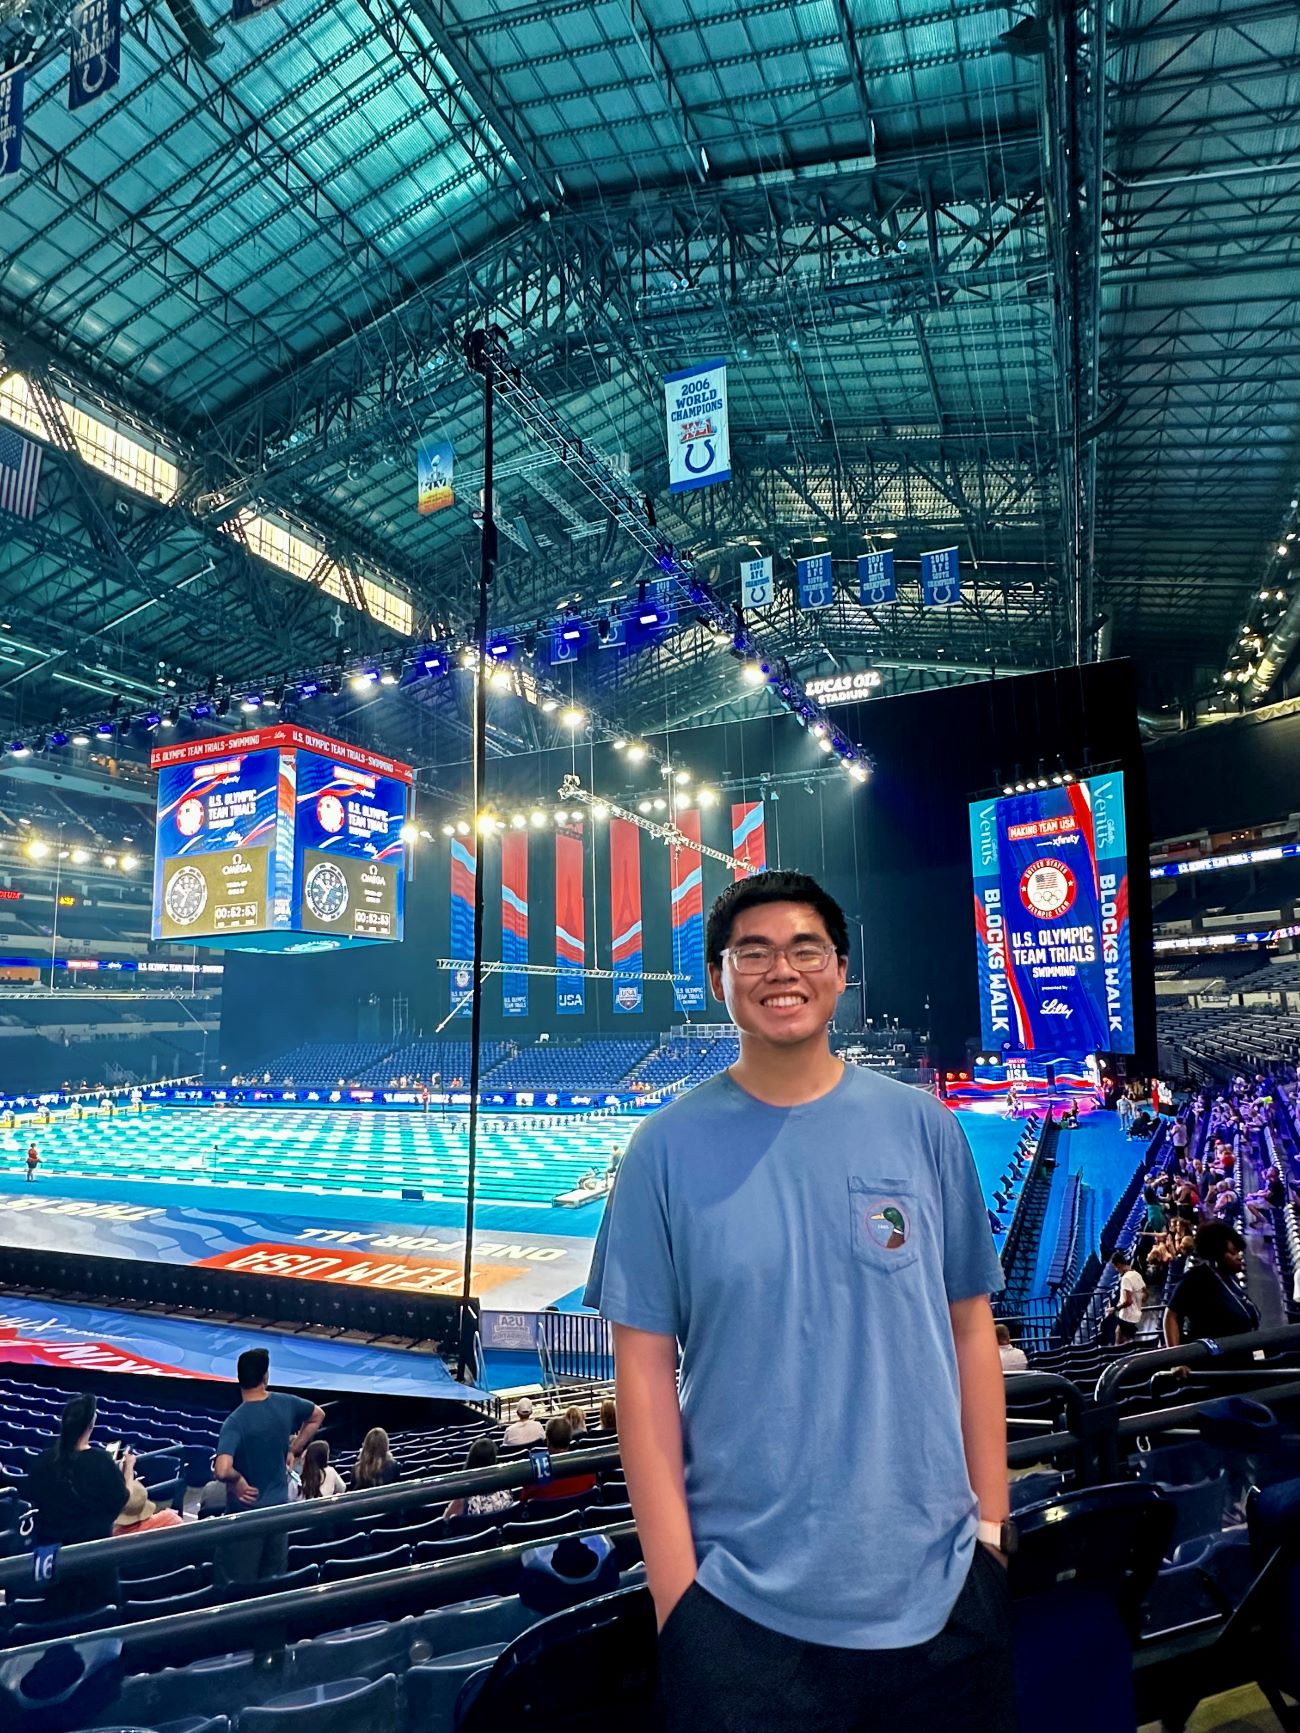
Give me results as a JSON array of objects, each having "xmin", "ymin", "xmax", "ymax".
[
  {"xmin": 969, "ymin": 772, "xmax": 1133, "ymax": 1055},
  {"xmin": 151, "ymin": 727, "xmax": 411, "ymax": 952}
]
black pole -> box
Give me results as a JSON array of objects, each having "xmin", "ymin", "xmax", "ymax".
[{"xmin": 458, "ymin": 331, "xmax": 496, "ymax": 1380}]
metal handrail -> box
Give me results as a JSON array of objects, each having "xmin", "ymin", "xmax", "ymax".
[
  {"xmin": 1093, "ymin": 1323, "xmax": 1300, "ymax": 1409},
  {"xmin": 0, "ymin": 1444, "xmax": 623, "ymax": 1594}
]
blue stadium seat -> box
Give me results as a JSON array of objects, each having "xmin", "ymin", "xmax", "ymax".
[
  {"xmin": 406, "ymin": 1649, "xmax": 505, "ymax": 1729},
  {"xmin": 9, "ymin": 1605, "xmax": 119, "ymax": 1644},
  {"xmin": 1139, "ymin": 1561, "xmax": 1223, "ymax": 1637},
  {"xmin": 500, "ymin": 1511, "xmax": 582, "ymax": 1545},
  {"xmin": 240, "ymin": 1672, "xmax": 398, "ymax": 1733},
  {"xmin": 415, "ymin": 1530, "xmax": 500, "ymax": 1563},
  {"xmin": 287, "ymin": 1621, "xmax": 416, "ymax": 1688},
  {"xmin": 0, "ymin": 1634, "xmax": 125, "ymax": 1733},
  {"xmin": 1156, "ymin": 1476, "xmax": 1229, "ymax": 1556},
  {"xmin": 109, "ymin": 1651, "xmax": 285, "ymax": 1726},
  {"xmin": 287, "ymin": 1531, "xmax": 370, "ymax": 1570},
  {"xmin": 1010, "ymin": 1472, "xmax": 1064, "ymax": 1513},
  {"xmin": 118, "ymin": 1565, "xmax": 210, "ymax": 1599},
  {"xmin": 319, "ymin": 1543, "xmax": 410, "ymax": 1583}
]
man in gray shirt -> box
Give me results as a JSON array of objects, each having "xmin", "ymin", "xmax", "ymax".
[{"xmin": 214, "ymin": 1346, "xmax": 323, "ymax": 1581}]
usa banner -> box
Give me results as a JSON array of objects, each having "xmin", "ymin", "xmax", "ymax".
[
  {"xmin": 671, "ymin": 812, "xmax": 706, "ymax": 1010},
  {"xmin": 555, "ymin": 824, "xmax": 586, "ymax": 1015},
  {"xmin": 501, "ymin": 829, "xmax": 529, "ymax": 1018},
  {"xmin": 69, "ymin": 0, "xmax": 120, "ymax": 110},
  {"xmin": 664, "ymin": 359, "xmax": 731, "ymax": 493},
  {"xmin": 920, "ymin": 547, "xmax": 961, "ymax": 608},
  {"xmin": 0, "ymin": 69, "xmax": 24, "ymax": 178},
  {"xmin": 797, "ymin": 553, "xmax": 834, "ymax": 610},
  {"xmin": 609, "ymin": 818, "xmax": 644, "ymax": 1015},
  {"xmin": 731, "ymin": 802, "xmax": 767, "ymax": 880},
  {"xmin": 449, "ymin": 835, "xmax": 476, "ymax": 1018},
  {"xmin": 740, "ymin": 555, "xmax": 773, "ymax": 611},
  {"xmin": 858, "ymin": 551, "xmax": 897, "ymax": 608}
]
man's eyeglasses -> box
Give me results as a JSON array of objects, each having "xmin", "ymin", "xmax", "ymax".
[{"xmin": 722, "ymin": 941, "xmax": 837, "ymax": 976}]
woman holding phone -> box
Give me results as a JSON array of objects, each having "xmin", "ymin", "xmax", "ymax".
[{"xmin": 25, "ymin": 1393, "xmax": 132, "ymax": 1617}]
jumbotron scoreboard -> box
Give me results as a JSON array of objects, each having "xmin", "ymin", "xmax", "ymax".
[{"xmin": 150, "ymin": 726, "xmax": 412, "ymax": 952}]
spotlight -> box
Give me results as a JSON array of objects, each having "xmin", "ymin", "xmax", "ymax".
[
  {"xmin": 9, "ymin": 741, "xmax": 29, "ymax": 757},
  {"xmin": 96, "ymin": 722, "xmax": 115, "ymax": 738},
  {"xmin": 455, "ymin": 821, "xmax": 471, "ymax": 836},
  {"xmin": 560, "ymin": 706, "xmax": 585, "ymax": 728},
  {"xmin": 350, "ymin": 672, "xmax": 377, "ymax": 692},
  {"xmin": 70, "ymin": 848, "xmax": 90, "ymax": 865},
  {"xmin": 817, "ymin": 736, "xmax": 833, "ymax": 753},
  {"xmin": 422, "ymin": 655, "xmax": 444, "ymax": 674},
  {"xmin": 627, "ymin": 743, "xmax": 647, "ymax": 763},
  {"xmin": 511, "ymin": 813, "xmax": 527, "ymax": 828},
  {"xmin": 676, "ymin": 790, "xmax": 692, "ymax": 807},
  {"xmin": 613, "ymin": 738, "xmax": 627, "ymax": 751},
  {"xmin": 379, "ymin": 668, "xmax": 399, "ymax": 686},
  {"xmin": 554, "ymin": 810, "xmax": 569, "ymax": 825},
  {"xmin": 596, "ymin": 617, "xmax": 611, "ymax": 642},
  {"xmin": 541, "ymin": 697, "xmax": 559, "ymax": 714},
  {"xmin": 488, "ymin": 641, "xmax": 510, "ymax": 659},
  {"xmin": 697, "ymin": 788, "xmax": 718, "ymax": 807},
  {"xmin": 674, "ymin": 769, "xmax": 690, "ymax": 785},
  {"xmin": 440, "ymin": 824, "xmax": 454, "ymax": 838},
  {"xmin": 652, "ymin": 798, "xmax": 667, "ymax": 812},
  {"xmin": 1062, "ymin": 771, "xmax": 1075, "ymax": 783},
  {"xmin": 241, "ymin": 695, "xmax": 261, "ymax": 712},
  {"xmin": 102, "ymin": 854, "xmax": 117, "ymax": 868},
  {"xmin": 189, "ymin": 703, "xmax": 213, "ymax": 720},
  {"xmin": 638, "ymin": 799, "xmax": 653, "ymax": 814},
  {"xmin": 401, "ymin": 823, "xmax": 419, "ymax": 843},
  {"xmin": 120, "ymin": 854, "xmax": 139, "ymax": 871},
  {"xmin": 812, "ymin": 722, "xmax": 827, "ymax": 739},
  {"xmin": 592, "ymin": 802, "xmax": 609, "ymax": 819},
  {"xmin": 1014, "ymin": 782, "xmax": 1026, "ymax": 793},
  {"xmin": 25, "ymin": 839, "xmax": 48, "ymax": 859},
  {"xmin": 849, "ymin": 763, "xmax": 868, "ymax": 783},
  {"xmin": 741, "ymin": 661, "xmax": 766, "ymax": 685},
  {"xmin": 1002, "ymin": 784, "xmax": 1014, "ymax": 796},
  {"xmin": 490, "ymin": 667, "xmax": 512, "ymax": 690},
  {"xmin": 163, "ymin": 703, "xmax": 180, "ymax": 727},
  {"xmin": 71, "ymin": 731, "xmax": 91, "ymax": 745},
  {"xmin": 530, "ymin": 810, "xmax": 548, "ymax": 828},
  {"xmin": 459, "ymin": 647, "xmax": 476, "ymax": 669},
  {"xmin": 48, "ymin": 731, "xmax": 68, "ymax": 748},
  {"xmin": 476, "ymin": 813, "xmax": 497, "ymax": 833}
]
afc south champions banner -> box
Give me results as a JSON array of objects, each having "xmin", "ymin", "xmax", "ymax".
[
  {"xmin": 921, "ymin": 547, "xmax": 961, "ymax": 608},
  {"xmin": 555, "ymin": 824, "xmax": 586, "ymax": 1016},
  {"xmin": 797, "ymin": 553, "xmax": 834, "ymax": 610},
  {"xmin": 500, "ymin": 829, "xmax": 528, "ymax": 1019},
  {"xmin": 609, "ymin": 819, "xmax": 644, "ymax": 1015},
  {"xmin": 969, "ymin": 773, "xmax": 1134, "ymax": 1056},
  {"xmin": 664, "ymin": 359, "xmax": 730, "ymax": 493},
  {"xmin": 740, "ymin": 555, "xmax": 773, "ymax": 611},
  {"xmin": 449, "ymin": 836, "xmax": 476, "ymax": 1017},
  {"xmin": 858, "ymin": 551, "xmax": 897, "ymax": 607}
]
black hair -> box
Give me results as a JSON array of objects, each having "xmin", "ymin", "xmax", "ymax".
[
  {"xmin": 1193, "ymin": 1220, "xmax": 1245, "ymax": 1265},
  {"xmin": 466, "ymin": 1436, "xmax": 498, "ymax": 1470},
  {"xmin": 705, "ymin": 870, "xmax": 849, "ymax": 969},
  {"xmin": 545, "ymin": 1415, "xmax": 573, "ymax": 1452},
  {"xmin": 57, "ymin": 1393, "xmax": 96, "ymax": 1472},
  {"xmin": 237, "ymin": 1347, "xmax": 270, "ymax": 1390}
]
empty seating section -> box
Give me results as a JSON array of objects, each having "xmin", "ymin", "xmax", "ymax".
[
  {"xmin": 485, "ymin": 1039, "xmax": 656, "ymax": 1092},
  {"xmin": 252, "ymin": 1042, "xmax": 402, "ymax": 1084},
  {"xmin": 361, "ymin": 1040, "xmax": 515, "ymax": 1084},
  {"xmin": 624, "ymin": 1035, "xmax": 739, "ymax": 1092}
]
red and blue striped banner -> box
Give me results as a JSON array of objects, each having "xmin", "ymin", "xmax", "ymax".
[
  {"xmin": 730, "ymin": 801, "xmax": 766, "ymax": 879},
  {"xmin": 449, "ymin": 835, "xmax": 475, "ymax": 1017},
  {"xmin": 609, "ymin": 818, "xmax": 643, "ymax": 1014},
  {"xmin": 555, "ymin": 823, "xmax": 586, "ymax": 1015},
  {"xmin": 501, "ymin": 829, "xmax": 528, "ymax": 1018},
  {"xmin": 671, "ymin": 810, "xmax": 706, "ymax": 1011}
]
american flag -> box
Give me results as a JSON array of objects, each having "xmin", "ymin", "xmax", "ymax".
[{"xmin": 0, "ymin": 425, "xmax": 41, "ymax": 519}]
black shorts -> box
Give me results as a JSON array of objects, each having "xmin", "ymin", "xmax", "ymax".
[{"xmin": 657, "ymin": 1545, "xmax": 1014, "ymax": 1733}]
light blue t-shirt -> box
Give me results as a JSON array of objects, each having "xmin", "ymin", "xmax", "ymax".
[{"xmin": 583, "ymin": 1064, "xmax": 1005, "ymax": 1649}]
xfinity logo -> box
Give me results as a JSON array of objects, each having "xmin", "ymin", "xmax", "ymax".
[{"xmin": 1041, "ymin": 997, "xmax": 1074, "ymax": 1018}]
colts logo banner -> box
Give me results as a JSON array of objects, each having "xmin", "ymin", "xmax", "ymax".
[
  {"xmin": 858, "ymin": 551, "xmax": 896, "ymax": 608},
  {"xmin": 664, "ymin": 359, "xmax": 731, "ymax": 493},
  {"xmin": 740, "ymin": 556, "xmax": 773, "ymax": 611},
  {"xmin": 797, "ymin": 554, "xmax": 834, "ymax": 611},
  {"xmin": 68, "ymin": 0, "xmax": 120, "ymax": 111},
  {"xmin": 920, "ymin": 547, "xmax": 961, "ymax": 608}
]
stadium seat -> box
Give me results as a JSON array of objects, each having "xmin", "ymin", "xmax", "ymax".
[
  {"xmin": 1010, "ymin": 1472, "xmax": 1064, "ymax": 1513},
  {"xmin": 1139, "ymin": 1561, "xmax": 1223, "ymax": 1637},
  {"xmin": 406, "ymin": 1647, "xmax": 508, "ymax": 1729},
  {"xmin": 319, "ymin": 1543, "xmax": 410, "ymax": 1583},
  {"xmin": 500, "ymin": 1510, "xmax": 582, "ymax": 1545},
  {"xmin": 118, "ymin": 1564, "xmax": 210, "ymax": 1599},
  {"xmin": 456, "ymin": 1584, "xmax": 658, "ymax": 1733},
  {"xmin": 286, "ymin": 1620, "xmax": 416, "ymax": 1688},
  {"xmin": 0, "ymin": 1634, "xmax": 125, "ymax": 1733},
  {"xmin": 8, "ymin": 1605, "xmax": 120, "ymax": 1644},
  {"xmin": 1156, "ymin": 1476, "xmax": 1229, "ymax": 1556},
  {"xmin": 415, "ymin": 1529, "xmax": 501, "ymax": 1563},
  {"xmin": 287, "ymin": 1530, "xmax": 370, "ymax": 1570},
  {"xmin": 88, "ymin": 1718, "xmax": 230, "ymax": 1733},
  {"xmin": 238, "ymin": 1673, "xmax": 398, "ymax": 1733}
]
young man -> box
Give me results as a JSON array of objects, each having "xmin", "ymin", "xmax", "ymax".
[
  {"xmin": 1110, "ymin": 1249, "xmax": 1147, "ymax": 1342},
  {"xmin": 213, "ymin": 1347, "xmax": 324, "ymax": 1582},
  {"xmin": 584, "ymin": 870, "xmax": 1013, "ymax": 1731}
]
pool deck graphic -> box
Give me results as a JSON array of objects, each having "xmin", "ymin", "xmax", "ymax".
[{"xmin": 0, "ymin": 1183, "xmax": 603, "ymax": 1311}]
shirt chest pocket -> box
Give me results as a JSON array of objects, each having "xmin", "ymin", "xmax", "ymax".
[{"xmin": 849, "ymin": 1176, "xmax": 922, "ymax": 1275}]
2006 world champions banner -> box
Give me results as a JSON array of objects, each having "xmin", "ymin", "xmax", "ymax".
[
  {"xmin": 664, "ymin": 359, "xmax": 730, "ymax": 493},
  {"xmin": 969, "ymin": 773, "xmax": 1134, "ymax": 1055},
  {"xmin": 609, "ymin": 819, "xmax": 644, "ymax": 1015}
]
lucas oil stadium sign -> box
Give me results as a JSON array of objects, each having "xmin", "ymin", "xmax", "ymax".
[{"xmin": 803, "ymin": 670, "xmax": 882, "ymax": 703}]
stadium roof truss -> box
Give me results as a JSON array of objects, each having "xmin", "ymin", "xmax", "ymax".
[{"xmin": 0, "ymin": 0, "xmax": 1296, "ymax": 767}]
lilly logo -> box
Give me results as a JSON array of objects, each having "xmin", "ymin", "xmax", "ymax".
[{"xmin": 1041, "ymin": 998, "xmax": 1074, "ymax": 1018}]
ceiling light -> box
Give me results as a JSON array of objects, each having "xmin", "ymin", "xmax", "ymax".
[
  {"xmin": 120, "ymin": 854, "xmax": 139, "ymax": 871},
  {"xmin": 510, "ymin": 813, "xmax": 527, "ymax": 828},
  {"xmin": 401, "ymin": 823, "xmax": 419, "ymax": 843},
  {"xmin": 530, "ymin": 810, "xmax": 548, "ymax": 828},
  {"xmin": 560, "ymin": 706, "xmax": 585, "ymax": 727},
  {"xmin": 379, "ymin": 669, "xmax": 399, "ymax": 686},
  {"xmin": 674, "ymin": 769, "xmax": 690, "ymax": 785},
  {"xmin": 627, "ymin": 743, "xmax": 647, "ymax": 763},
  {"xmin": 71, "ymin": 731, "xmax": 91, "ymax": 746},
  {"xmin": 540, "ymin": 697, "xmax": 559, "ymax": 713},
  {"xmin": 849, "ymin": 763, "xmax": 869, "ymax": 782},
  {"xmin": 26, "ymin": 839, "xmax": 48, "ymax": 859},
  {"xmin": 652, "ymin": 798, "xmax": 667, "ymax": 812},
  {"xmin": 70, "ymin": 847, "xmax": 90, "ymax": 864},
  {"xmin": 592, "ymin": 802, "xmax": 609, "ymax": 819},
  {"xmin": 817, "ymin": 736, "xmax": 833, "ymax": 752},
  {"xmin": 697, "ymin": 788, "xmax": 718, "ymax": 807},
  {"xmin": 455, "ymin": 821, "xmax": 471, "ymax": 836},
  {"xmin": 637, "ymin": 800, "xmax": 652, "ymax": 814},
  {"xmin": 441, "ymin": 823, "xmax": 454, "ymax": 837},
  {"xmin": 740, "ymin": 661, "xmax": 766, "ymax": 685}
]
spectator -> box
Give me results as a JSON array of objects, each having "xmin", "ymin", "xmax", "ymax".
[
  {"xmin": 445, "ymin": 1437, "xmax": 517, "ymax": 1520},
  {"xmin": 1129, "ymin": 1108, "xmax": 1155, "ymax": 1139},
  {"xmin": 1246, "ymin": 1167, "xmax": 1286, "ymax": 1230},
  {"xmin": 114, "ymin": 1477, "xmax": 185, "ymax": 1535},
  {"xmin": 1169, "ymin": 1116, "xmax": 1189, "ymax": 1157},
  {"xmin": 1164, "ymin": 1222, "xmax": 1261, "ymax": 1347},
  {"xmin": 597, "ymin": 1397, "xmax": 617, "ymax": 1434},
  {"xmin": 25, "ymin": 1394, "xmax": 130, "ymax": 1616},
  {"xmin": 564, "ymin": 1404, "xmax": 588, "ymax": 1439},
  {"xmin": 995, "ymin": 1323, "xmax": 1028, "ymax": 1372},
  {"xmin": 351, "ymin": 1426, "xmax": 401, "ymax": 1489},
  {"xmin": 502, "ymin": 1399, "xmax": 546, "ymax": 1448},
  {"xmin": 212, "ymin": 1347, "xmax": 325, "ymax": 1582},
  {"xmin": 1110, "ymin": 1250, "xmax": 1147, "ymax": 1343},
  {"xmin": 516, "ymin": 1417, "xmax": 598, "ymax": 1504},
  {"xmin": 294, "ymin": 1439, "xmax": 345, "ymax": 1500}
]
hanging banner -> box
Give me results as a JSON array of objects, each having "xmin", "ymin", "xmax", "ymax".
[
  {"xmin": 671, "ymin": 811, "xmax": 706, "ymax": 1011},
  {"xmin": 609, "ymin": 818, "xmax": 644, "ymax": 1015},
  {"xmin": 501, "ymin": 829, "xmax": 529, "ymax": 1019},
  {"xmin": 599, "ymin": 612, "xmax": 626, "ymax": 650},
  {"xmin": 920, "ymin": 547, "xmax": 961, "ymax": 608},
  {"xmin": 796, "ymin": 553, "xmax": 834, "ymax": 610},
  {"xmin": 0, "ymin": 69, "xmax": 24, "ymax": 178},
  {"xmin": 449, "ymin": 835, "xmax": 476, "ymax": 1018},
  {"xmin": 740, "ymin": 555, "xmax": 773, "ymax": 612},
  {"xmin": 68, "ymin": 0, "xmax": 120, "ymax": 110},
  {"xmin": 550, "ymin": 624, "xmax": 582, "ymax": 665},
  {"xmin": 416, "ymin": 437, "xmax": 453, "ymax": 516},
  {"xmin": 731, "ymin": 802, "xmax": 767, "ymax": 881},
  {"xmin": 858, "ymin": 550, "xmax": 897, "ymax": 607},
  {"xmin": 664, "ymin": 358, "xmax": 731, "ymax": 493},
  {"xmin": 555, "ymin": 823, "xmax": 586, "ymax": 1015}
]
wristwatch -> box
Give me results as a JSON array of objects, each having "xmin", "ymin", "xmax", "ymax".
[{"xmin": 977, "ymin": 1518, "xmax": 1019, "ymax": 1555}]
